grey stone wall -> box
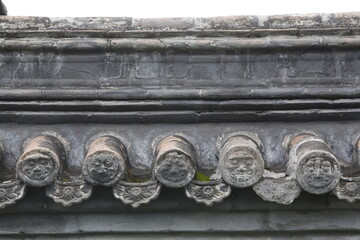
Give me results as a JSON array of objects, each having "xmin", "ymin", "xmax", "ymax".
[{"xmin": 0, "ymin": 13, "xmax": 359, "ymax": 239}]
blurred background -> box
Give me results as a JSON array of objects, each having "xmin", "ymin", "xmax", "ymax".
[{"xmin": 3, "ymin": 0, "xmax": 360, "ymax": 17}]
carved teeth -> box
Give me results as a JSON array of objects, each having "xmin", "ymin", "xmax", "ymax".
[
  {"xmin": 154, "ymin": 135, "xmax": 196, "ymax": 188},
  {"xmin": 82, "ymin": 136, "xmax": 126, "ymax": 186},
  {"xmin": 17, "ymin": 135, "xmax": 64, "ymax": 187},
  {"xmin": 219, "ymin": 135, "xmax": 264, "ymax": 188}
]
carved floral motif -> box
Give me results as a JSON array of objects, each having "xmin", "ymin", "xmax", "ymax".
[
  {"xmin": 0, "ymin": 180, "xmax": 26, "ymax": 208},
  {"xmin": 185, "ymin": 180, "xmax": 231, "ymax": 206},
  {"xmin": 46, "ymin": 178, "xmax": 93, "ymax": 207},
  {"xmin": 113, "ymin": 180, "xmax": 161, "ymax": 208},
  {"xmin": 333, "ymin": 179, "xmax": 360, "ymax": 203}
]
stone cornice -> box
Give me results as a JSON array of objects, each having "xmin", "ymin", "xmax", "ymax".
[{"xmin": 0, "ymin": 13, "xmax": 360, "ymax": 210}]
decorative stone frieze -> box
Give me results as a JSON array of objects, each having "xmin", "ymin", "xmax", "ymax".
[
  {"xmin": 289, "ymin": 134, "xmax": 341, "ymax": 195},
  {"xmin": 154, "ymin": 135, "xmax": 196, "ymax": 188},
  {"xmin": 3, "ymin": 13, "xmax": 360, "ymax": 213},
  {"xmin": 16, "ymin": 135, "xmax": 65, "ymax": 187},
  {"xmin": 219, "ymin": 135, "xmax": 264, "ymax": 188},
  {"xmin": 185, "ymin": 179, "xmax": 231, "ymax": 206},
  {"xmin": 82, "ymin": 136, "xmax": 126, "ymax": 186}
]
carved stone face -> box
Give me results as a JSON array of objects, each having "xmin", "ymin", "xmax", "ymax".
[
  {"xmin": 301, "ymin": 157, "xmax": 337, "ymax": 187},
  {"xmin": 221, "ymin": 150, "xmax": 263, "ymax": 188},
  {"xmin": 85, "ymin": 153, "xmax": 121, "ymax": 185},
  {"xmin": 297, "ymin": 155, "xmax": 340, "ymax": 194},
  {"xmin": 225, "ymin": 152, "xmax": 257, "ymax": 182},
  {"xmin": 155, "ymin": 151, "xmax": 194, "ymax": 188},
  {"xmin": 19, "ymin": 153, "xmax": 55, "ymax": 181}
]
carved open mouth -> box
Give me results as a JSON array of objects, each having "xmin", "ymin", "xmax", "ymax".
[
  {"xmin": 305, "ymin": 175, "xmax": 333, "ymax": 188},
  {"xmin": 228, "ymin": 168, "xmax": 255, "ymax": 181},
  {"xmin": 160, "ymin": 168, "xmax": 188, "ymax": 182}
]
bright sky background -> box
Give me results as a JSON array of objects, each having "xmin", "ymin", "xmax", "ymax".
[{"xmin": 4, "ymin": 0, "xmax": 360, "ymax": 18}]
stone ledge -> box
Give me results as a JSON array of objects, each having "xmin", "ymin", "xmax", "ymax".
[{"xmin": 1, "ymin": 12, "xmax": 360, "ymax": 36}]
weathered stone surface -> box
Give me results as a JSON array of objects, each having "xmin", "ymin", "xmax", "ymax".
[
  {"xmin": 0, "ymin": 179, "xmax": 26, "ymax": 208},
  {"xmin": 333, "ymin": 179, "xmax": 360, "ymax": 203},
  {"xmin": 219, "ymin": 134, "xmax": 264, "ymax": 188},
  {"xmin": 16, "ymin": 135, "xmax": 65, "ymax": 187},
  {"xmin": 288, "ymin": 134, "xmax": 341, "ymax": 194},
  {"xmin": 0, "ymin": 11, "xmax": 360, "ymax": 239},
  {"xmin": 154, "ymin": 135, "xmax": 196, "ymax": 188},
  {"xmin": 185, "ymin": 180, "xmax": 231, "ymax": 206},
  {"xmin": 113, "ymin": 180, "xmax": 161, "ymax": 208},
  {"xmin": 253, "ymin": 177, "xmax": 302, "ymax": 205},
  {"xmin": 46, "ymin": 178, "xmax": 92, "ymax": 206},
  {"xmin": 82, "ymin": 136, "xmax": 126, "ymax": 186}
]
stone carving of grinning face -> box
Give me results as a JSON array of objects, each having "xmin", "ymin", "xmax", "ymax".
[
  {"xmin": 222, "ymin": 150, "xmax": 261, "ymax": 188},
  {"xmin": 20, "ymin": 153, "xmax": 54, "ymax": 181},
  {"xmin": 225, "ymin": 151, "xmax": 257, "ymax": 182},
  {"xmin": 157, "ymin": 151, "xmax": 191, "ymax": 185},
  {"xmin": 300, "ymin": 157, "xmax": 337, "ymax": 189},
  {"xmin": 87, "ymin": 153, "xmax": 121, "ymax": 184}
]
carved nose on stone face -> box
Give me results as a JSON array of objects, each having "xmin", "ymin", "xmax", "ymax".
[
  {"xmin": 154, "ymin": 135, "xmax": 196, "ymax": 188},
  {"xmin": 16, "ymin": 135, "xmax": 64, "ymax": 187},
  {"xmin": 82, "ymin": 136, "xmax": 126, "ymax": 186},
  {"xmin": 219, "ymin": 134, "xmax": 264, "ymax": 188},
  {"xmin": 289, "ymin": 134, "xmax": 341, "ymax": 194}
]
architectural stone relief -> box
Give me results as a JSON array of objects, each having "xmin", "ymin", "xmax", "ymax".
[
  {"xmin": 82, "ymin": 136, "xmax": 126, "ymax": 186},
  {"xmin": 154, "ymin": 135, "xmax": 196, "ymax": 188},
  {"xmin": 289, "ymin": 134, "xmax": 341, "ymax": 195},
  {"xmin": 0, "ymin": 179, "xmax": 26, "ymax": 208},
  {"xmin": 252, "ymin": 176, "xmax": 302, "ymax": 205},
  {"xmin": 333, "ymin": 137, "xmax": 360, "ymax": 202},
  {"xmin": 0, "ymin": 131, "xmax": 355, "ymax": 208},
  {"xmin": 16, "ymin": 135, "xmax": 65, "ymax": 187},
  {"xmin": 46, "ymin": 177, "xmax": 92, "ymax": 207},
  {"xmin": 0, "ymin": 142, "xmax": 26, "ymax": 208},
  {"xmin": 333, "ymin": 179, "xmax": 360, "ymax": 203},
  {"xmin": 113, "ymin": 180, "xmax": 161, "ymax": 208},
  {"xmin": 219, "ymin": 134, "xmax": 264, "ymax": 188},
  {"xmin": 185, "ymin": 179, "xmax": 231, "ymax": 206}
]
